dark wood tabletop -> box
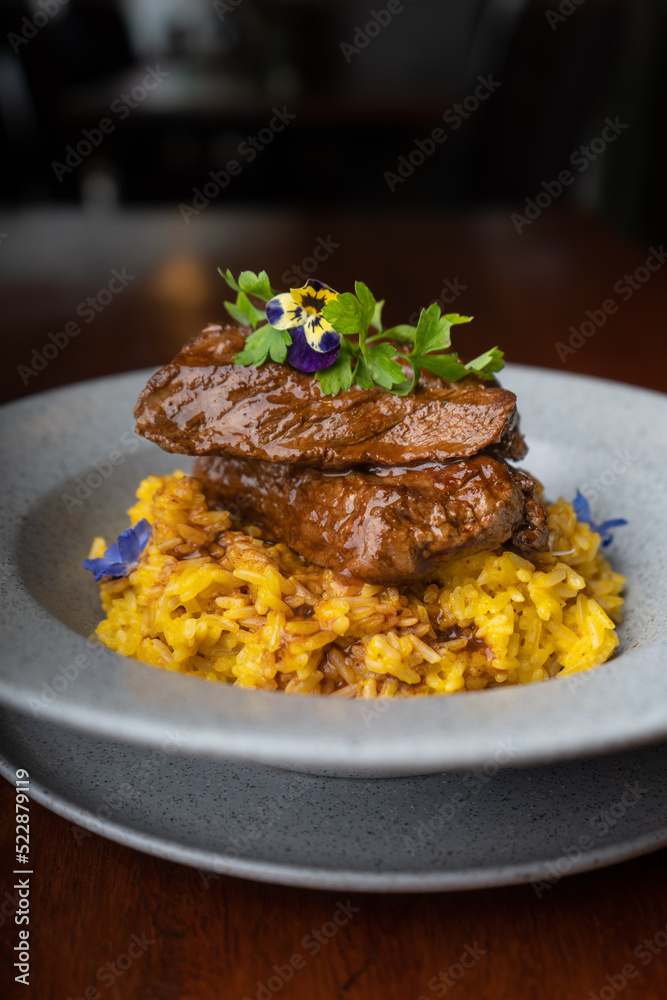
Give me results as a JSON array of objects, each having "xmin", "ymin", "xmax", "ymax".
[
  {"xmin": 2, "ymin": 204, "xmax": 667, "ymax": 407},
  {"xmin": 1, "ymin": 205, "xmax": 666, "ymax": 999}
]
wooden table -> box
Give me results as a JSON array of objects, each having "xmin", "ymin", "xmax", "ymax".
[
  {"xmin": 1, "ymin": 206, "xmax": 666, "ymax": 999},
  {"xmin": 2, "ymin": 205, "xmax": 666, "ymax": 407}
]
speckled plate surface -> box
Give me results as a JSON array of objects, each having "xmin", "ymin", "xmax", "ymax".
[
  {"xmin": 1, "ymin": 706, "xmax": 666, "ymax": 891},
  {"xmin": 1, "ymin": 366, "xmax": 666, "ymax": 777}
]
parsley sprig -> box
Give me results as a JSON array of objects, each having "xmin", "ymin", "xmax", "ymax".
[
  {"xmin": 317, "ymin": 281, "xmax": 504, "ymax": 395},
  {"xmin": 218, "ymin": 269, "xmax": 292, "ymax": 365},
  {"xmin": 219, "ymin": 269, "xmax": 505, "ymax": 395}
]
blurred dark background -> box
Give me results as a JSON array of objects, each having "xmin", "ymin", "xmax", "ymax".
[
  {"xmin": 1, "ymin": 0, "xmax": 666, "ymax": 403},
  {"xmin": 2, "ymin": 0, "xmax": 666, "ymax": 232}
]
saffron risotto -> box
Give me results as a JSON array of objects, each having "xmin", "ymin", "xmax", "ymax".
[{"xmin": 89, "ymin": 472, "xmax": 625, "ymax": 697}]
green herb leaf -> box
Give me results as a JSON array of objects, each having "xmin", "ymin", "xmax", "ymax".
[
  {"xmin": 234, "ymin": 326, "xmax": 291, "ymax": 366},
  {"xmin": 464, "ymin": 346, "xmax": 505, "ymax": 377},
  {"xmin": 353, "ymin": 355, "xmax": 375, "ymax": 390},
  {"xmin": 389, "ymin": 359, "xmax": 421, "ymax": 396},
  {"xmin": 368, "ymin": 343, "xmax": 407, "ymax": 389},
  {"xmin": 370, "ymin": 298, "xmax": 385, "ymax": 333},
  {"xmin": 413, "ymin": 353, "xmax": 468, "ymax": 381},
  {"xmin": 381, "ymin": 324, "xmax": 418, "ymax": 345},
  {"xmin": 320, "ymin": 283, "xmax": 377, "ymax": 357},
  {"xmin": 219, "ymin": 267, "xmax": 241, "ymax": 293},
  {"xmin": 431, "ymin": 315, "xmax": 454, "ymax": 351},
  {"xmin": 354, "ymin": 281, "xmax": 377, "ymax": 330},
  {"xmin": 321, "ymin": 293, "xmax": 364, "ymax": 335},
  {"xmin": 412, "ymin": 303, "xmax": 443, "ymax": 355},
  {"xmin": 315, "ymin": 351, "xmax": 354, "ymax": 396},
  {"xmin": 224, "ymin": 300, "xmax": 252, "ymax": 327},
  {"xmin": 238, "ymin": 270, "xmax": 275, "ymax": 301},
  {"xmin": 412, "ymin": 310, "xmax": 474, "ymax": 356},
  {"xmin": 224, "ymin": 291, "xmax": 267, "ymax": 330},
  {"xmin": 425, "ymin": 313, "xmax": 472, "ymax": 353},
  {"xmin": 443, "ymin": 313, "xmax": 474, "ymax": 327}
]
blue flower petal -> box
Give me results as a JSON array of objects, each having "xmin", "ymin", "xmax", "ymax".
[
  {"xmin": 596, "ymin": 518, "xmax": 629, "ymax": 531},
  {"xmin": 286, "ymin": 326, "xmax": 340, "ymax": 372},
  {"xmin": 84, "ymin": 518, "xmax": 153, "ymax": 581},
  {"xmin": 118, "ymin": 526, "xmax": 140, "ymax": 563},
  {"xmin": 82, "ymin": 558, "xmax": 128, "ymax": 582},
  {"xmin": 572, "ymin": 491, "xmax": 591, "ymax": 523},
  {"xmin": 134, "ymin": 518, "xmax": 153, "ymax": 549},
  {"xmin": 597, "ymin": 518, "xmax": 629, "ymax": 547},
  {"xmin": 572, "ymin": 491, "xmax": 627, "ymax": 548}
]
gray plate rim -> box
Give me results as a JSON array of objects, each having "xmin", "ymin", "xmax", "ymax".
[
  {"xmin": 1, "ymin": 365, "xmax": 666, "ymax": 776},
  {"xmin": 1, "ymin": 755, "xmax": 665, "ymax": 893}
]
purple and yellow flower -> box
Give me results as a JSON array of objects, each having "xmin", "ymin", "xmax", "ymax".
[
  {"xmin": 265, "ymin": 279, "xmax": 341, "ymax": 372},
  {"xmin": 83, "ymin": 518, "xmax": 152, "ymax": 581},
  {"xmin": 572, "ymin": 491, "xmax": 627, "ymax": 548}
]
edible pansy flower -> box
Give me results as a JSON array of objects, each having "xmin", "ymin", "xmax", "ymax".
[
  {"xmin": 265, "ymin": 279, "xmax": 341, "ymax": 372},
  {"xmin": 83, "ymin": 518, "xmax": 152, "ymax": 581},
  {"xmin": 572, "ymin": 491, "xmax": 627, "ymax": 548}
]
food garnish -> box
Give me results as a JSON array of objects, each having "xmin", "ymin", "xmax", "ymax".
[
  {"xmin": 219, "ymin": 269, "xmax": 504, "ymax": 395},
  {"xmin": 83, "ymin": 518, "xmax": 152, "ymax": 581},
  {"xmin": 265, "ymin": 279, "xmax": 341, "ymax": 372},
  {"xmin": 572, "ymin": 491, "xmax": 628, "ymax": 548}
]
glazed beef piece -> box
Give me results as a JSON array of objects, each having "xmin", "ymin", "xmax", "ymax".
[
  {"xmin": 193, "ymin": 454, "xmax": 548, "ymax": 585},
  {"xmin": 134, "ymin": 325, "xmax": 526, "ymax": 468}
]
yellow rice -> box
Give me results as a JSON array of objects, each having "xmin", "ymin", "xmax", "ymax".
[{"xmin": 89, "ymin": 472, "xmax": 625, "ymax": 697}]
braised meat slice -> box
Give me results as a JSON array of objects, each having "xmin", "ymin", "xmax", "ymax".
[
  {"xmin": 193, "ymin": 454, "xmax": 548, "ymax": 585},
  {"xmin": 135, "ymin": 324, "xmax": 526, "ymax": 468}
]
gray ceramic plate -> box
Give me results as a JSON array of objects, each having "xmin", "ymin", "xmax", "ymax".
[
  {"xmin": 1, "ymin": 705, "xmax": 666, "ymax": 891},
  {"xmin": 1, "ymin": 366, "xmax": 666, "ymax": 777}
]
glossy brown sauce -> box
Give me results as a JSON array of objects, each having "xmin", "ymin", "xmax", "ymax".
[
  {"xmin": 193, "ymin": 452, "xmax": 548, "ymax": 586},
  {"xmin": 134, "ymin": 324, "xmax": 547, "ymax": 585},
  {"xmin": 134, "ymin": 324, "xmax": 528, "ymax": 468}
]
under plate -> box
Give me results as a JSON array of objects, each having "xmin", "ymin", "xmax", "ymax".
[{"xmin": 1, "ymin": 707, "xmax": 666, "ymax": 892}]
